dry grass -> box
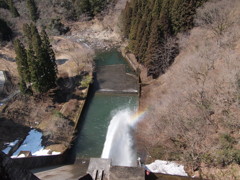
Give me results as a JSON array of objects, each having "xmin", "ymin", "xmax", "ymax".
[
  {"xmin": 137, "ymin": 0, "xmax": 240, "ymax": 178},
  {"xmin": 0, "ymin": 35, "xmax": 94, "ymax": 153}
]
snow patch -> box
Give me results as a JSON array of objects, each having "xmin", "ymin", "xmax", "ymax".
[
  {"xmin": 11, "ymin": 129, "xmax": 60, "ymax": 158},
  {"xmin": 18, "ymin": 154, "xmax": 26, "ymax": 158},
  {"xmin": 145, "ymin": 160, "xmax": 188, "ymax": 177}
]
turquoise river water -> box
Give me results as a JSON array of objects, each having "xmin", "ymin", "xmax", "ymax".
[{"xmin": 71, "ymin": 50, "xmax": 138, "ymax": 159}]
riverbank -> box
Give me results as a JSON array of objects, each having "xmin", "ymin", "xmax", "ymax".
[
  {"xmin": 0, "ymin": 0, "xmax": 129, "ymax": 159},
  {"xmin": 0, "ymin": 36, "xmax": 94, "ymax": 155},
  {"xmin": 0, "ymin": 75, "xmax": 92, "ymax": 154}
]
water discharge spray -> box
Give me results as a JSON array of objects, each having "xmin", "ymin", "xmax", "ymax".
[{"xmin": 101, "ymin": 108, "xmax": 146, "ymax": 167}]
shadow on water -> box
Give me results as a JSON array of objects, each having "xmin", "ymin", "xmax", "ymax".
[
  {"xmin": 92, "ymin": 71, "xmax": 101, "ymax": 92},
  {"xmin": 67, "ymin": 81, "xmax": 96, "ymax": 164}
]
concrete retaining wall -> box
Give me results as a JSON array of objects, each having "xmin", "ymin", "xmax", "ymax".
[
  {"xmin": 11, "ymin": 85, "xmax": 91, "ymax": 170},
  {"xmin": 12, "ymin": 151, "xmax": 69, "ymax": 170}
]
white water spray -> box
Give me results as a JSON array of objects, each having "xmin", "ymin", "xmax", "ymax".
[{"xmin": 101, "ymin": 108, "xmax": 144, "ymax": 167}]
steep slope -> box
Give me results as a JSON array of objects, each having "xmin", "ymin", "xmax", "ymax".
[{"xmin": 137, "ymin": 0, "xmax": 240, "ymax": 179}]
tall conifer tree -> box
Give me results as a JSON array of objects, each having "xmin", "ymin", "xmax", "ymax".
[
  {"xmin": 23, "ymin": 23, "xmax": 32, "ymax": 45},
  {"xmin": 15, "ymin": 24, "xmax": 57, "ymax": 93},
  {"xmin": 14, "ymin": 39, "xmax": 31, "ymax": 83},
  {"xmin": 14, "ymin": 39, "xmax": 32, "ymax": 94},
  {"xmin": 27, "ymin": 47, "xmax": 40, "ymax": 92},
  {"xmin": 0, "ymin": 0, "xmax": 8, "ymax": 9},
  {"xmin": 26, "ymin": 0, "xmax": 38, "ymax": 22},
  {"xmin": 29, "ymin": 24, "xmax": 46, "ymax": 92},
  {"xmin": 41, "ymin": 29, "xmax": 57, "ymax": 89},
  {"xmin": 122, "ymin": 1, "xmax": 132, "ymax": 38},
  {"xmin": 19, "ymin": 79, "xmax": 27, "ymax": 94},
  {"xmin": 7, "ymin": 0, "xmax": 19, "ymax": 17},
  {"xmin": 122, "ymin": 0, "xmax": 207, "ymax": 78}
]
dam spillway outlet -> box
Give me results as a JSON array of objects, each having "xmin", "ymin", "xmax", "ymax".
[{"xmin": 101, "ymin": 108, "xmax": 145, "ymax": 167}]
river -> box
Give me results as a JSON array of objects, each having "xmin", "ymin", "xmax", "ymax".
[{"xmin": 70, "ymin": 49, "xmax": 139, "ymax": 165}]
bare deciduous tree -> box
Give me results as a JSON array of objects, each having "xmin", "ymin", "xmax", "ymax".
[{"xmin": 195, "ymin": 0, "xmax": 236, "ymax": 36}]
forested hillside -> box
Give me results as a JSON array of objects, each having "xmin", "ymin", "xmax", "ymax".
[
  {"xmin": 0, "ymin": 0, "xmax": 110, "ymax": 154},
  {"xmin": 1, "ymin": 0, "xmax": 240, "ymax": 178},
  {"xmin": 122, "ymin": 0, "xmax": 206, "ymax": 78},
  {"xmin": 133, "ymin": 0, "xmax": 240, "ymax": 179},
  {"xmin": 0, "ymin": 0, "xmax": 113, "ymax": 41}
]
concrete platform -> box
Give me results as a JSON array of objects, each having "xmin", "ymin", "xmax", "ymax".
[
  {"xmin": 110, "ymin": 166, "xmax": 144, "ymax": 180},
  {"xmin": 33, "ymin": 158, "xmax": 201, "ymax": 180},
  {"xmin": 33, "ymin": 159, "xmax": 89, "ymax": 180},
  {"xmin": 87, "ymin": 158, "xmax": 111, "ymax": 180}
]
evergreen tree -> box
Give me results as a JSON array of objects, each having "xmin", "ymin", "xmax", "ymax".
[
  {"xmin": 152, "ymin": 0, "xmax": 162, "ymax": 18},
  {"xmin": 27, "ymin": 47, "xmax": 40, "ymax": 92},
  {"xmin": 122, "ymin": 0, "xmax": 206, "ymax": 78},
  {"xmin": 30, "ymin": 23, "xmax": 42, "ymax": 55},
  {"xmin": 28, "ymin": 24, "xmax": 57, "ymax": 92},
  {"xmin": 14, "ymin": 39, "xmax": 31, "ymax": 83},
  {"xmin": 19, "ymin": 79, "xmax": 27, "ymax": 94},
  {"xmin": 0, "ymin": 0, "xmax": 9, "ymax": 9},
  {"xmin": 122, "ymin": 1, "xmax": 132, "ymax": 38},
  {"xmin": 74, "ymin": 0, "xmax": 92, "ymax": 17},
  {"xmin": 31, "ymin": 24, "xmax": 48, "ymax": 92},
  {"xmin": 171, "ymin": 0, "xmax": 194, "ymax": 33},
  {"xmin": 7, "ymin": 0, "xmax": 19, "ymax": 17},
  {"xmin": 159, "ymin": 0, "xmax": 173, "ymax": 35},
  {"xmin": 144, "ymin": 21, "xmax": 163, "ymax": 68},
  {"xmin": 14, "ymin": 27, "xmax": 57, "ymax": 94},
  {"xmin": 26, "ymin": 0, "xmax": 39, "ymax": 22},
  {"xmin": 90, "ymin": 0, "xmax": 105, "ymax": 15},
  {"xmin": 134, "ymin": 19, "xmax": 146, "ymax": 57},
  {"xmin": 22, "ymin": 23, "xmax": 32, "ymax": 45},
  {"xmin": 41, "ymin": 29, "xmax": 57, "ymax": 89},
  {"xmin": 0, "ymin": 18, "xmax": 12, "ymax": 41},
  {"xmin": 138, "ymin": 25, "xmax": 150, "ymax": 63}
]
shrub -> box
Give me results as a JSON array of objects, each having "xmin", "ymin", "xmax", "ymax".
[
  {"xmin": 80, "ymin": 75, "xmax": 92, "ymax": 88},
  {"xmin": 52, "ymin": 110, "xmax": 65, "ymax": 119},
  {"xmin": 220, "ymin": 134, "xmax": 236, "ymax": 149}
]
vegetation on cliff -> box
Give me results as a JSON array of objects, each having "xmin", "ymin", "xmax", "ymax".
[
  {"xmin": 14, "ymin": 24, "xmax": 57, "ymax": 93},
  {"xmin": 26, "ymin": 0, "xmax": 38, "ymax": 22},
  {"xmin": 136, "ymin": 0, "xmax": 240, "ymax": 178},
  {"xmin": 0, "ymin": 0, "xmax": 114, "ymax": 38},
  {"xmin": 122, "ymin": 0, "xmax": 206, "ymax": 78},
  {"xmin": 0, "ymin": 0, "xmax": 96, "ymax": 153},
  {"xmin": 74, "ymin": 0, "xmax": 112, "ymax": 18}
]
